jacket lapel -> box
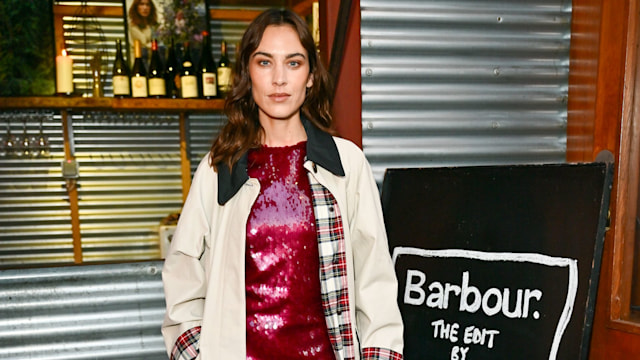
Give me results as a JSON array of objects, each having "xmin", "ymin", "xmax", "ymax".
[{"xmin": 216, "ymin": 117, "xmax": 345, "ymax": 205}]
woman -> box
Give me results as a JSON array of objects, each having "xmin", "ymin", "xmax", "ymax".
[
  {"xmin": 128, "ymin": 0, "xmax": 158, "ymax": 60},
  {"xmin": 162, "ymin": 8, "xmax": 404, "ymax": 360}
]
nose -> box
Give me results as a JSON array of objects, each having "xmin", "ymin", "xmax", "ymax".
[{"xmin": 272, "ymin": 64, "xmax": 286, "ymax": 86}]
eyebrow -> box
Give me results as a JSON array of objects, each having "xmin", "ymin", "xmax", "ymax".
[{"xmin": 252, "ymin": 51, "xmax": 307, "ymax": 60}]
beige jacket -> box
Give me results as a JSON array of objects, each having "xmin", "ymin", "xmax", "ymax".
[{"xmin": 162, "ymin": 122, "xmax": 404, "ymax": 359}]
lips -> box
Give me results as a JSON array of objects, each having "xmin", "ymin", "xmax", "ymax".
[{"xmin": 269, "ymin": 93, "xmax": 290, "ymax": 102}]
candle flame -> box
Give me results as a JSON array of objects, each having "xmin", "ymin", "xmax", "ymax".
[{"xmin": 62, "ymin": 49, "xmax": 68, "ymax": 56}]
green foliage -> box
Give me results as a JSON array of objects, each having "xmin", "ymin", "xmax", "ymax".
[{"xmin": 0, "ymin": 0, "xmax": 56, "ymax": 96}]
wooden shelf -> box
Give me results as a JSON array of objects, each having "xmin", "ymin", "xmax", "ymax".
[{"xmin": 0, "ymin": 97, "xmax": 225, "ymax": 112}]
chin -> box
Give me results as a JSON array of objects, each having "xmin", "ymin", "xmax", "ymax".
[{"xmin": 259, "ymin": 109, "xmax": 301, "ymax": 122}]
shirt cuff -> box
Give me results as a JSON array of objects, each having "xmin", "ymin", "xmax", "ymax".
[
  {"xmin": 171, "ymin": 326, "xmax": 201, "ymax": 360},
  {"xmin": 362, "ymin": 347, "xmax": 403, "ymax": 360}
]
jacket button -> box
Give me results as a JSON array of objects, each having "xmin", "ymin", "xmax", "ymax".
[{"xmin": 329, "ymin": 206, "xmax": 334, "ymax": 212}]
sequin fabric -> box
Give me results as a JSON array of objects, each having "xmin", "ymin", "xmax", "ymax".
[{"xmin": 245, "ymin": 141, "xmax": 335, "ymax": 360}]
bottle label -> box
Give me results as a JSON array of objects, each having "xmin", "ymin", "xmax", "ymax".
[
  {"xmin": 202, "ymin": 73, "xmax": 217, "ymax": 97},
  {"xmin": 217, "ymin": 67, "xmax": 232, "ymax": 92},
  {"xmin": 181, "ymin": 75, "xmax": 198, "ymax": 98},
  {"xmin": 113, "ymin": 75, "xmax": 130, "ymax": 95},
  {"xmin": 131, "ymin": 76, "xmax": 148, "ymax": 98},
  {"xmin": 149, "ymin": 78, "xmax": 166, "ymax": 96}
]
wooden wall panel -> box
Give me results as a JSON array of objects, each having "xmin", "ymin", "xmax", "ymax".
[
  {"xmin": 320, "ymin": 0, "xmax": 362, "ymax": 148},
  {"xmin": 566, "ymin": 0, "xmax": 601, "ymax": 162},
  {"xmin": 569, "ymin": 0, "xmax": 640, "ymax": 357}
]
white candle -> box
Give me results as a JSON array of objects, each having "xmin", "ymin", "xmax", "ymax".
[{"xmin": 56, "ymin": 49, "xmax": 74, "ymax": 94}]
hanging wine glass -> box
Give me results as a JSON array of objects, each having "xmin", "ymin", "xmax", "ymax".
[
  {"xmin": 0, "ymin": 114, "xmax": 6, "ymax": 157},
  {"xmin": 4, "ymin": 114, "xmax": 17, "ymax": 157},
  {"xmin": 28, "ymin": 113, "xmax": 40, "ymax": 158},
  {"xmin": 37, "ymin": 112, "xmax": 50, "ymax": 157},
  {"xmin": 21, "ymin": 116, "xmax": 31, "ymax": 157}
]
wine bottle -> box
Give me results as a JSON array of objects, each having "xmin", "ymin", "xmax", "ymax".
[
  {"xmin": 130, "ymin": 39, "xmax": 148, "ymax": 98},
  {"xmin": 198, "ymin": 31, "xmax": 218, "ymax": 99},
  {"xmin": 180, "ymin": 42, "xmax": 198, "ymax": 99},
  {"xmin": 217, "ymin": 40, "xmax": 232, "ymax": 98},
  {"xmin": 165, "ymin": 39, "xmax": 180, "ymax": 99},
  {"xmin": 148, "ymin": 39, "xmax": 166, "ymax": 98},
  {"xmin": 112, "ymin": 39, "xmax": 130, "ymax": 97}
]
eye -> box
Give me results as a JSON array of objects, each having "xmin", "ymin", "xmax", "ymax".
[
  {"xmin": 288, "ymin": 58, "xmax": 306, "ymax": 68},
  {"xmin": 258, "ymin": 59, "xmax": 270, "ymax": 66}
]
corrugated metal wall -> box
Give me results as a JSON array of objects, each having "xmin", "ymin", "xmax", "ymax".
[
  {"xmin": 0, "ymin": 111, "xmax": 72, "ymax": 267},
  {"xmin": 0, "ymin": 261, "xmax": 166, "ymax": 359},
  {"xmin": 188, "ymin": 113, "xmax": 226, "ymax": 174},
  {"xmin": 361, "ymin": 0, "xmax": 571, "ymax": 184},
  {"xmin": 72, "ymin": 112, "xmax": 183, "ymax": 262}
]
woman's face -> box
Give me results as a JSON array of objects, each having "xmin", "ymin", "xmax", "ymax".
[
  {"xmin": 137, "ymin": 0, "xmax": 151, "ymax": 17},
  {"xmin": 249, "ymin": 25, "xmax": 313, "ymax": 125}
]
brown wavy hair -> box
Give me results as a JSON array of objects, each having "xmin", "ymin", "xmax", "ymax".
[
  {"xmin": 209, "ymin": 8, "xmax": 334, "ymax": 170},
  {"xmin": 128, "ymin": 0, "xmax": 158, "ymax": 29}
]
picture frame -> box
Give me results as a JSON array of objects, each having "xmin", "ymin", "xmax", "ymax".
[
  {"xmin": 123, "ymin": 0, "xmax": 208, "ymax": 65},
  {"xmin": 123, "ymin": 0, "xmax": 163, "ymax": 65}
]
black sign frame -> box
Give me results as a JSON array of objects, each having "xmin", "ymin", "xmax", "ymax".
[{"xmin": 381, "ymin": 161, "xmax": 613, "ymax": 360}]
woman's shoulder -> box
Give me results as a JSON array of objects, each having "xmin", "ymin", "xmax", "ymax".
[
  {"xmin": 192, "ymin": 152, "xmax": 218, "ymax": 179},
  {"xmin": 331, "ymin": 136, "xmax": 372, "ymax": 173},
  {"xmin": 333, "ymin": 136, "xmax": 366, "ymax": 159}
]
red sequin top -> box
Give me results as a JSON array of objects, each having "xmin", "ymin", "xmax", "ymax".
[{"xmin": 245, "ymin": 141, "xmax": 335, "ymax": 360}]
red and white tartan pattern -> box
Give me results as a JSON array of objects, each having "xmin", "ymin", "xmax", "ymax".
[
  {"xmin": 362, "ymin": 347, "xmax": 404, "ymax": 360},
  {"xmin": 171, "ymin": 326, "xmax": 201, "ymax": 360},
  {"xmin": 310, "ymin": 182, "xmax": 356, "ymax": 360},
  {"xmin": 310, "ymin": 180, "xmax": 403, "ymax": 360}
]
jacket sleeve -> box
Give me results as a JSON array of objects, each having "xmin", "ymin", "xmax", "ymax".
[
  {"xmin": 161, "ymin": 156, "xmax": 214, "ymax": 358},
  {"xmin": 343, "ymin": 142, "xmax": 404, "ymax": 359}
]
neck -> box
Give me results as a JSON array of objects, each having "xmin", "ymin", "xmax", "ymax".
[{"xmin": 260, "ymin": 116, "xmax": 307, "ymax": 147}]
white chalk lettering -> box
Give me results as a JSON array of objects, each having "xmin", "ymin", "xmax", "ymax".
[
  {"xmin": 431, "ymin": 319, "xmax": 459, "ymax": 343},
  {"xmin": 393, "ymin": 248, "xmax": 579, "ymax": 360},
  {"xmin": 450, "ymin": 346, "xmax": 469, "ymax": 360},
  {"xmin": 463, "ymin": 325, "xmax": 500, "ymax": 349},
  {"xmin": 427, "ymin": 282, "xmax": 463, "ymax": 310},
  {"xmin": 403, "ymin": 270, "xmax": 543, "ymax": 319},
  {"xmin": 482, "ymin": 288, "xmax": 502, "ymax": 316},
  {"xmin": 459, "ymin": 271, "xmax": 481, "ymax": 313},
  {"xmin": 404, "ymin": 269, "xmax": 426, "ymax": 305},
  {"xmin": 523, "ymin": 289, "xmax": 543, "ymax": 320},
  {"xmin": 502, "ymin": 288, "xmax": 522, "ymax": 318}
]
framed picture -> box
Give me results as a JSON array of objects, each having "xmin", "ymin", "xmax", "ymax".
[
  {"xmin": 123, "ymin": 0, "xmax": 163, "ymax": 65},
  {"xmin": 123, "ymin": 0, "xmax": 208, "ymax": 64}
]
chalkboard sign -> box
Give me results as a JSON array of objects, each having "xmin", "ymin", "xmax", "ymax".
[{"xmin": 381, "ymin": 162, "xmax": 613, "ymax": 360}]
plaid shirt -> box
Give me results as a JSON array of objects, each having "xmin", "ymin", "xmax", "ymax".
[
  {"xmin": 171, "ymin": 178, "xmax": 402, "ymax": 360},
  {"xmin": 309, "ymin": 180, "xmax": 403, "ymax": 360}
]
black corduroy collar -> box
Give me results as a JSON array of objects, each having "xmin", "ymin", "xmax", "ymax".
[{"xmin": 216, "ymin": 117, "xmax": 345, "ymax": 205}]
